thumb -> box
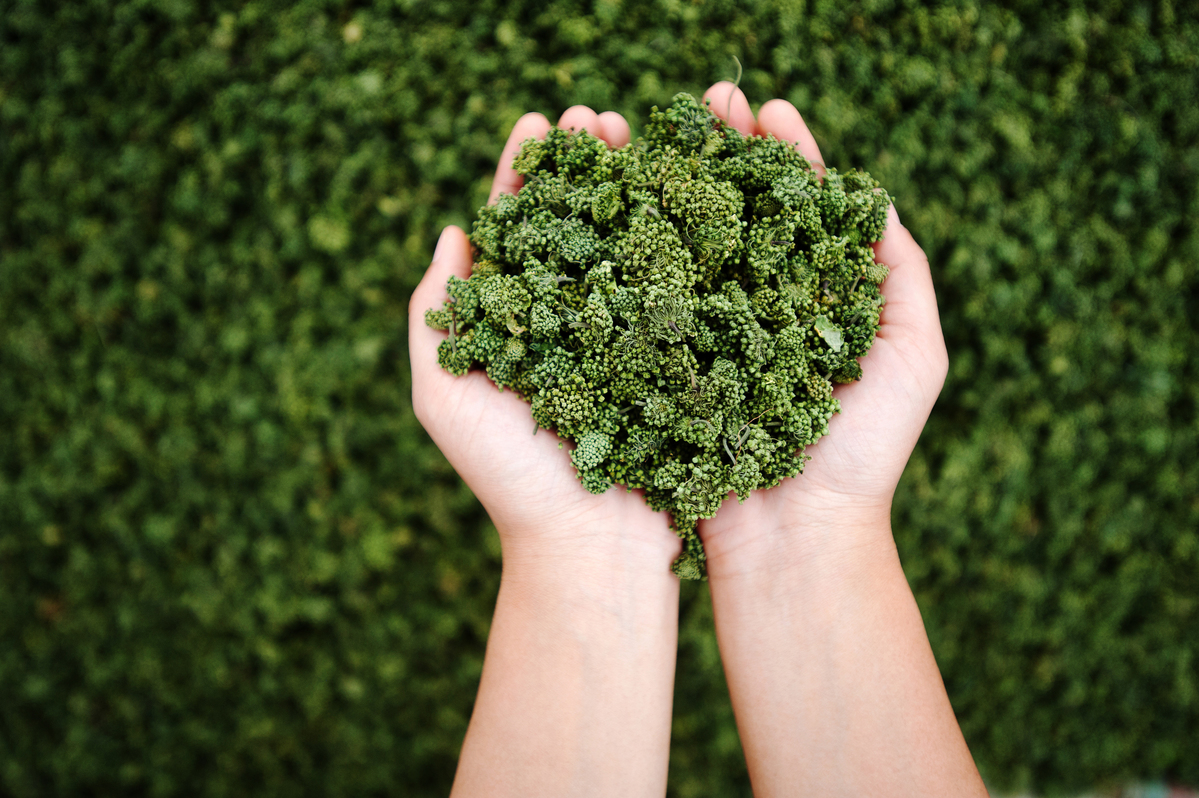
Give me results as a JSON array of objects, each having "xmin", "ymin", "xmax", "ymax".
[
  {"xmin": 409, "ymin": 226, "xmax": 474, "ymax": 396},
  {"xmin": 872, "ymin": 206, "xmax": 947, "ymax": 369}
]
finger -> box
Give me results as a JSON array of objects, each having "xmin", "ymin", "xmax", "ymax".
[
  {"xmin": 702, "ymin": 81, "xmax": 756, "ymax": 136},
  {"xmin": 558, "ymin": 104, "xmax": 603, "ymax": 136},
  {"xmin": 872, "ymin": 205, "xmax": 946, "ymax": 362},
  {"xmin": 756, "ymin": 98, "xmax": 826, "ymax": 178},
  {"xmin": 408, "ymin": 226, "xmax": 474, "ymax": 388},
  {"xmin": 488, "ymin": 112, "xmax": 552, "ymax": 204},
  {"xmin": 597, "ymin": 110, "xmax": 631, "ymax": 148}
]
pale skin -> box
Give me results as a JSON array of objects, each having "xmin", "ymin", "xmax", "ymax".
[{"xmin": 409, "ymin": 85, "xmax": 988, "ymax": 797}]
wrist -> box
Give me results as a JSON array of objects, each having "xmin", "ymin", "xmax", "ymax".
[
  {"xmin": 701, "ymin": 496, "xmax": 896, "ymax": 583},
  {"xmin": 496, "ymin": 512, "xmax": 682, "ymax": 586}
]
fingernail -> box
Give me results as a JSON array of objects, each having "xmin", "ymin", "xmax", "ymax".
[
  {"xmin": 887, "ymin": 203, "xmax": 902, "ymax": 228},
  {"xmin": 432, "ymin": 227, "xmax": 452, "ymax": 261}
]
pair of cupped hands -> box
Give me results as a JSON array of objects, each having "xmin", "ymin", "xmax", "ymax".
[{"xmin": 409, "ymin": 82, "xmax": 948, "ymax": 580}]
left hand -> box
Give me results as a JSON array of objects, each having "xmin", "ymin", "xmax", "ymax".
[{"xmin": 408, "ymin": 107, "xmax": 682, "ymax": 575}]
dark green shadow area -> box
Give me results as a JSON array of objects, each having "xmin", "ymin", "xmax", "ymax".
[{"xmin": 2, "ymin": 1, "xmax": 1196, "ymax": 795}]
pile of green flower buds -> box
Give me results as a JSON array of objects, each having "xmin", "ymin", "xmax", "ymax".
[{"xmin": 427, "ymin": 93, "xmax": 891, "ymax": 579}]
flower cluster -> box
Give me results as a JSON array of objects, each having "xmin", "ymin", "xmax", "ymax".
[{"xmin": 426, "ymin": 93, "xmax": 891, "ymax": 579}]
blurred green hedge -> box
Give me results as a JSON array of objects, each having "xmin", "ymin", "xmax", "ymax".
[{"xmin": 2, "ymin": 0, "xmax": 1196, "ymax": 795}]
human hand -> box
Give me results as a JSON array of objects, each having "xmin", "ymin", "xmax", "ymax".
[
  {"xmin": 695, "ymin": 82, "xmax": 950, "ymax": 573},
  {"xmin": 691, "ymin": 85, "xmax": 983, "ymax": 797},
  {"xmin": 415, "ymin": 110, "xmax": 682, "ymax": 798},
  {"xmin": 409, "ymin": 106, "xmax": 682, "ymax": 575}
]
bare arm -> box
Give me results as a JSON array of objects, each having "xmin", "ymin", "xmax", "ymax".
[
  {"xmin": 451, "ymin": 531, "xmax": 679, "ymax": 797},
  {"xmin": 410, "ymin": 108, "xmax": 681, "ymax": 798},
  {"xmin": 704, "ymin": 517, "xmax": 984, "ymax": 797},
  {"xmin": 697, "ymin": 83, "xmax": 987, "ymax": 798}
]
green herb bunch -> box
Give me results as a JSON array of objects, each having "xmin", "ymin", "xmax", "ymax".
[{"xmin": 426, "ymin": 93, "xmax": 891, "ymax": 579}]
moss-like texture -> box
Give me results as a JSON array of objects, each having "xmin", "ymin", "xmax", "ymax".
[
  {"xmin": 428, "ymin": 94, "xmax": 890, "ymax": 578},
  {"xmin": 2, "ymin": 1, "xmax": 1197, "ymax": 796}
]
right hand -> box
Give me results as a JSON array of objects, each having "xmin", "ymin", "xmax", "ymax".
[{"xmin": 694, "ymin": 82, "xmax": 949, "ymax": 574}]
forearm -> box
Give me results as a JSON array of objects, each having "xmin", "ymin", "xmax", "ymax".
[
  {"xmin": 451, "ymin": 538, "xmax": 680, "ymax": 798},
  {"xmin": 706, "ymin": 516, "xmax": 986, "ymax": 798}
]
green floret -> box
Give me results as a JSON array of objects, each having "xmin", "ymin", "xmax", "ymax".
[{"xmin": 427, "ymin": 93, "xmax": 892, "ymax": 579}]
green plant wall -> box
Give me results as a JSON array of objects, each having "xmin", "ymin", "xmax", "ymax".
[{"xmin": 1, "ymin": 1, "xmax": 1196, "ymax": 795}]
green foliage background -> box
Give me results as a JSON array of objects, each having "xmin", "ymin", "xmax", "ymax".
[{"xmin": 1, "ymin": 0, "xmax": 1196, "ymax": 794}]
